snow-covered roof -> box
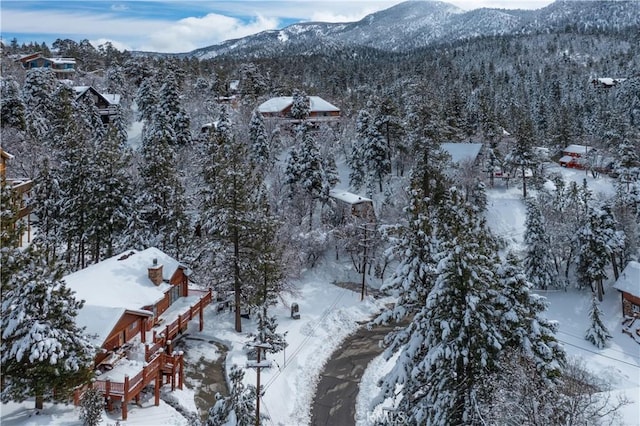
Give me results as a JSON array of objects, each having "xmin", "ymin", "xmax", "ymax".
[
  {"xmin": 73, "ymin": 86, "xmax": 120, "ymax": 105},
  {"xmin": 258, "ymin": 96, "xmax": 340, "ymax": 114},
  {"xmin": 563, "ymin": 144, "xmax": 592, "ymax": 155},
  {"xmin": 65, "ymin": 247, "xmax": 182, "ymax": 346},
  {"xmin": 50, "ymin": 57, "xmax": 76, "ymax": 64},
  {"xmin": 76, "ymin": 305, "xmax": 126, "ymax": 346},
  {"xmin": 613, "ymin": 261, "xmax": 640, "ymax": 297},
  {"xmin": 329, "ymin": 189, "xmax": 372, "ymax": 205},
  {"xmin": 440, "ymin": 142, "xmax": 483, "ymax": 164},
  {"xmin": 593, "ymin": 77, "xmax": 626, "ymax": 86},
  {"xmin": 101, "ymin": 93, "xmax": 121, "ymax": 105},
  {"xmin": 64, "ymin": 247, "xmax": 180, "ymax": 310}
]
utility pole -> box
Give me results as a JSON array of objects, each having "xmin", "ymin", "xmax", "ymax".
[
  {"xmin": 359, "ymin": 223, "xmax": 372, "ymax": 301},
  {"xmin": 247, "ymin": 342, "xmax": 272, "ymax": 426}
]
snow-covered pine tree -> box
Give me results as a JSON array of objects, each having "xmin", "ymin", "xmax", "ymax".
[
  {"xmin": 374, "ymin": 95, "xmax": 405, "ymax": 176},
  {"xmin": 88, "ymin": 120, "xmax": 134, "ymax": 260},
  {"xmin": 52, "ymin": 84, "xmax": 97, "ymax": 268},
  {"xmin": 245, "ymin": 201, "xmax": 288, "ymax": 357},
  {"xmin": 290, "ymin": 89, "xmax": 310, "ymax": 121},
  {"xmin": 576, "ymin": 201, "xmax": 617, "ymax": 300},
  {"xmin": 1, "ymin": 243, "xmax": 95, "ymax": 410},
  {"xmin": 29, "ymin": 158, "xmax": 63, "ymax": 262},
  {"xmin": 360, "ymin": 105, "xmax": 391, "ymax": 193},
  {"xmin": 159, "ymin": 72, "xmax": 191, "ymax": 145},
  {"xmin": 249, "ymin": 108, "xmax": 272, "ymax": 170},
  {"xmin": 1, "ymin": 77, "xmax": 26, "ymax": 131},
  {"xmin": 206, "ymin": 365, "xmax": 259, "ymax": 426},
  {"xmin": 79, "ymin": 386, "xmax": 104, "ymax": 426},
  {"xmin": 585, "ymin": 294, "xmax": 612, "ymax": 349},
  {"xmin": 379, "ymin": 188, "xmax": 506, "ymax": 425},
  {"xmin": 505, "ymin": 112, "xmax": 538, "ymax": 198},
  {"xmin": 197, "ymin": 108, "xmax": 265, "ymax": 332},
  {"xmin": 135, "ymin": 76, "xmax": 158, "ymax": 123},
  {"xmin": 495, "ymin": 252, "xmax": 565, "ymax": 381},
  {"xmin": 374, "ymin": 121, "xmax": 452, "ymax": 326},
  {"xmin": 524, "ymin": 198, "xmax": 558, "ymax": 289},
  {"xmin": 136, "ymin": 98, "xmax": 190, "ymax": 258},
  {"xmin": 0, "ymin": 175, "xmax": 24, "ymax": 249},
  {"xmin": 238, "ymin": 63, "xmax": 268, "ymax": 102},
  {"xmin": 285, "ymin": 124, "xmax": 331, "ymax": 230},
  {"xmin": 21, "ymin": 68, "xmax": 58, "ymax": 142}
]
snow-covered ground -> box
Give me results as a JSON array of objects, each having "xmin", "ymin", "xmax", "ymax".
[
  {"xmin": 2, "ymin": 163, "xmax": 638, "ymax": 425},
  {"xmin": 1, "ymin": 261, "xmax": 390, "ymax": 425},
  {"xmin": 356, "ymin": 167, "xmax": 640, "ymax": 426}
]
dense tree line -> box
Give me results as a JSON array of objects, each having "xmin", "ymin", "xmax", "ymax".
[{"xmin": 1, "ymin": 23, "xmax": 638, "ymax": 422}]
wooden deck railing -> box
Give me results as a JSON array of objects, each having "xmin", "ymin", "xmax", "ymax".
[
  {"xmin": 74, "ymin": 351, "xmax": 183, "ymax": 420},
  {"xmin": 74, "ymin": 289, "xmax": 211, "ymax": 419},
  {"xmin": 145, "ymin": 289, "xmax": 212, "ymax": 361}
]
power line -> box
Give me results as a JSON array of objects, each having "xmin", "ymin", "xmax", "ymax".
[
  {"xmin": 556, "ymin": 337, "xmax": 640, "ymax": 368},
  {"xmin": 263, "ymin": 286, "xmax": 350, "ymax": 391},
  {"xmin": 556, "ymin": 330, "xmax": 640, "ymax": 361}
]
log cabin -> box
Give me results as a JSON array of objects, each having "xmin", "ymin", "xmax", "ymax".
[
  {"xmin": 66, "ymin": 247, "xmax": 213, "ymax": 420},
  {"xmin": 613, "ymin": 261, "xmax": 640, "ymax": 318}
]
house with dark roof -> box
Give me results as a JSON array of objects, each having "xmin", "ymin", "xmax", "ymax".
[{"xmin": 73, "ymin": 86, "xmax": 121, "ymax": 124}]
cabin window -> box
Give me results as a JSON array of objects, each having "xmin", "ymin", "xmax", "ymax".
[
  {"xmin": 169, "ymin": 284, "xmax": 181, "ymax": 305},
  {"xmin": 633, "ymin": 304, "xmax": 640, "ymax": 314}
]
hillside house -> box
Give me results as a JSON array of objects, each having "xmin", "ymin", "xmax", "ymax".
[
  {"xmin": 16, "ymin": 52, "xmax": 76, "ymax": 79},
  {"xmin": 1, "ymin": 148, "xmax": 33, "ymax": 246},
  {"xmin": 66, "ymin": 247, "xmax": 213, "ymax": 420},
  {"xmin": 74, "ymin": 86, "xmax": 121, "ymax": 124},
  {"xmin": 559, "ymin": 144, "xmax": 592, "ymax": 169},
  {"xmin": 329, "ymin": 189, "xmax": 376, "ymax": 224},
  {"xmin": 591, "ymin": 77, "xmax": 626, "ymax": 89},
  {"xmin": 440, "ymin": 142, "xmax": 484, "ymax": 167},
  {"xmin": 258, "ymin": 95, "xmax": 340, "ymax": 124},
  {"xmin": 613, "ymin": 261, "xmax": 640, "ymax": 318}
]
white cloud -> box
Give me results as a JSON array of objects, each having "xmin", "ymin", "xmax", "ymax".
[
  {"xmin": 0, "ymin": 0, "xmax": 558, "ymax": 54},
  {"xmin": 141, "ymin": 13, "xmax": 280, "ymax": 52}
]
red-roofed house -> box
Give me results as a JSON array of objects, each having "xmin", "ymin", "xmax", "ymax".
[
  {"xmin": 559, "ymin": 144, "xmax": 592, "ymax": 169},
  {"xmin": 16, "ymin": 52, "xmax": 76, "ymax": 79},
  {"xmin": 68, "ymin": 247, "xmax": 212, "ymax": 420}
]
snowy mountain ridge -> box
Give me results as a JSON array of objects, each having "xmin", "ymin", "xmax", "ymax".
[{"xmin": 137, "ymin": 0, "xmax": 640, "ymax": 59}]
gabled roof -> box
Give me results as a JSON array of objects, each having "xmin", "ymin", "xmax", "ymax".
[
  {"xmin": 66, "ymin": 247, "xmax": 184, "ymax": 346},
  {"xmin": 258, "ymin": 96, "xmax": 340, "ymax": 114},
  {"xmin": 440, "ymin": 142, "xmax": 483, "ymax": 164},
  {"xmin": 613, "ymin": 261, "xmax": 640, "ymax": 297},
  {"xmin": 329, "ymin": 189, "xmax": 372, "ymax": 205},
  {"xmin": 563, "ymin": 144, "xmax": 592, "ymax": 155},
  {"xmin": 64, "ymin": 247, "xmax": 180, "ymax": 310},
  {"xmin": 73, "ymin": 86, "xmax": 121, "ymax": 106}
]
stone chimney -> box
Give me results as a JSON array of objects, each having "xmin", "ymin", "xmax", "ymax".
[{"xmin": 148, "ymin": 258, "xmax": 163, "ymax": 286}]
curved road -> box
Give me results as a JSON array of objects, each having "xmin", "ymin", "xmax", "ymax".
[{"xmin": 310, "ymin": 322, "xmax": 400, "ymax": 426}]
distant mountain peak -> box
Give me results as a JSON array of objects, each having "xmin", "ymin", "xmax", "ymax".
[{"xmin": 174, "ymin": 0, "xmax": 639, "ymax": 60}]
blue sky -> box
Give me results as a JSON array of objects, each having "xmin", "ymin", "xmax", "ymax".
[{"xmin": 1, "ymin": 0, "xmax": 554, "ymax": 53}]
